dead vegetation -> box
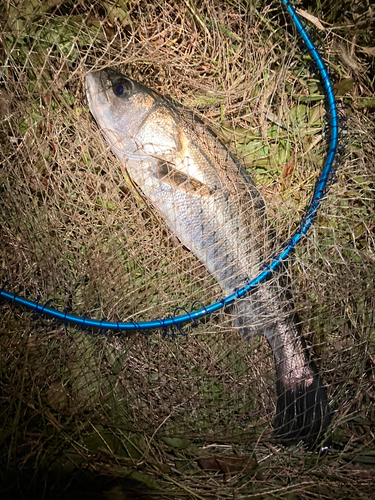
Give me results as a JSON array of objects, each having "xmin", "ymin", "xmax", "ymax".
[{"xmin": 0, "ymin": 0, "xmax": 374, "ymax": 498}]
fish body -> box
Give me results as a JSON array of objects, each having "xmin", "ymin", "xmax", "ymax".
[{"xmin": 85, "ymin": 69, "xmax": 330, "ymax": 447}]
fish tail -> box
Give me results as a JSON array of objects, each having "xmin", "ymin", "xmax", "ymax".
[
  {"xmin": 273, "ymin": 358, "xmax": 331, "ymax": 449},
  {"xmin": 234, "ymin": 295, "xmax": 331, "ymax": 449}
]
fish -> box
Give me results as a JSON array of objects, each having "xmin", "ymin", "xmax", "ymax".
[{"xmin": 85, "ymin": 69, "xmax": 331, "ymax": 448}]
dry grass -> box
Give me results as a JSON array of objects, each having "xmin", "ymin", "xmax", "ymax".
[{"xmin": 0, "ymin": 0, "xmax": 375, "ymax": 498}]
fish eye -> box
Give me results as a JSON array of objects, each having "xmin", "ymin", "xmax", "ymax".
[{"xmin": 112, "ymin": 79, "xmax": 133, "ymax": 98}]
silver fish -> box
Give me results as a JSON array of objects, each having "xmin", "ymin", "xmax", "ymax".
[{"xmin": 85, "ymin": 69, "xmax": 330, "ymax": 447}]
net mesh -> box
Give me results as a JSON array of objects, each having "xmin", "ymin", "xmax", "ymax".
[{"xmin": 1, "ymin": 0, "xmax": 374, "ymax": 497}]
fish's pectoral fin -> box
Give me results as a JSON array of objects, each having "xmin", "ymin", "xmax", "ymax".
[
  {"xmin": 273, "ymin": 369, "xmax": 331, "ymax": 450},
  {"xmin": 153, "ymin": 158, "xmax": 213, "ymax": 197}
]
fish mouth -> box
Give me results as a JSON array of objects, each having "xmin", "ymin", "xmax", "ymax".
[
  {"xmin": 85, "ymin": 71, "xmax": 110, "ymax": 112},
  {"xmin": 85, "ymin": 71, "xmax": 126, "ymax": 154}
]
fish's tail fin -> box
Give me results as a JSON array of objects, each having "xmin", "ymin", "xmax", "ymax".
[
  {"xmin": 273, "ymin": 361, "xmax": 331, "ymax": 449},
  {"xmin": 233, "ymin": 295, "xmax": 331, "ymax": 449}
]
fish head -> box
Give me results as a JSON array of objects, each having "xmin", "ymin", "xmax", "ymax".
[{"xmin": 85, "ymin": 69, "xmax": 161, "ymax": 158}]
